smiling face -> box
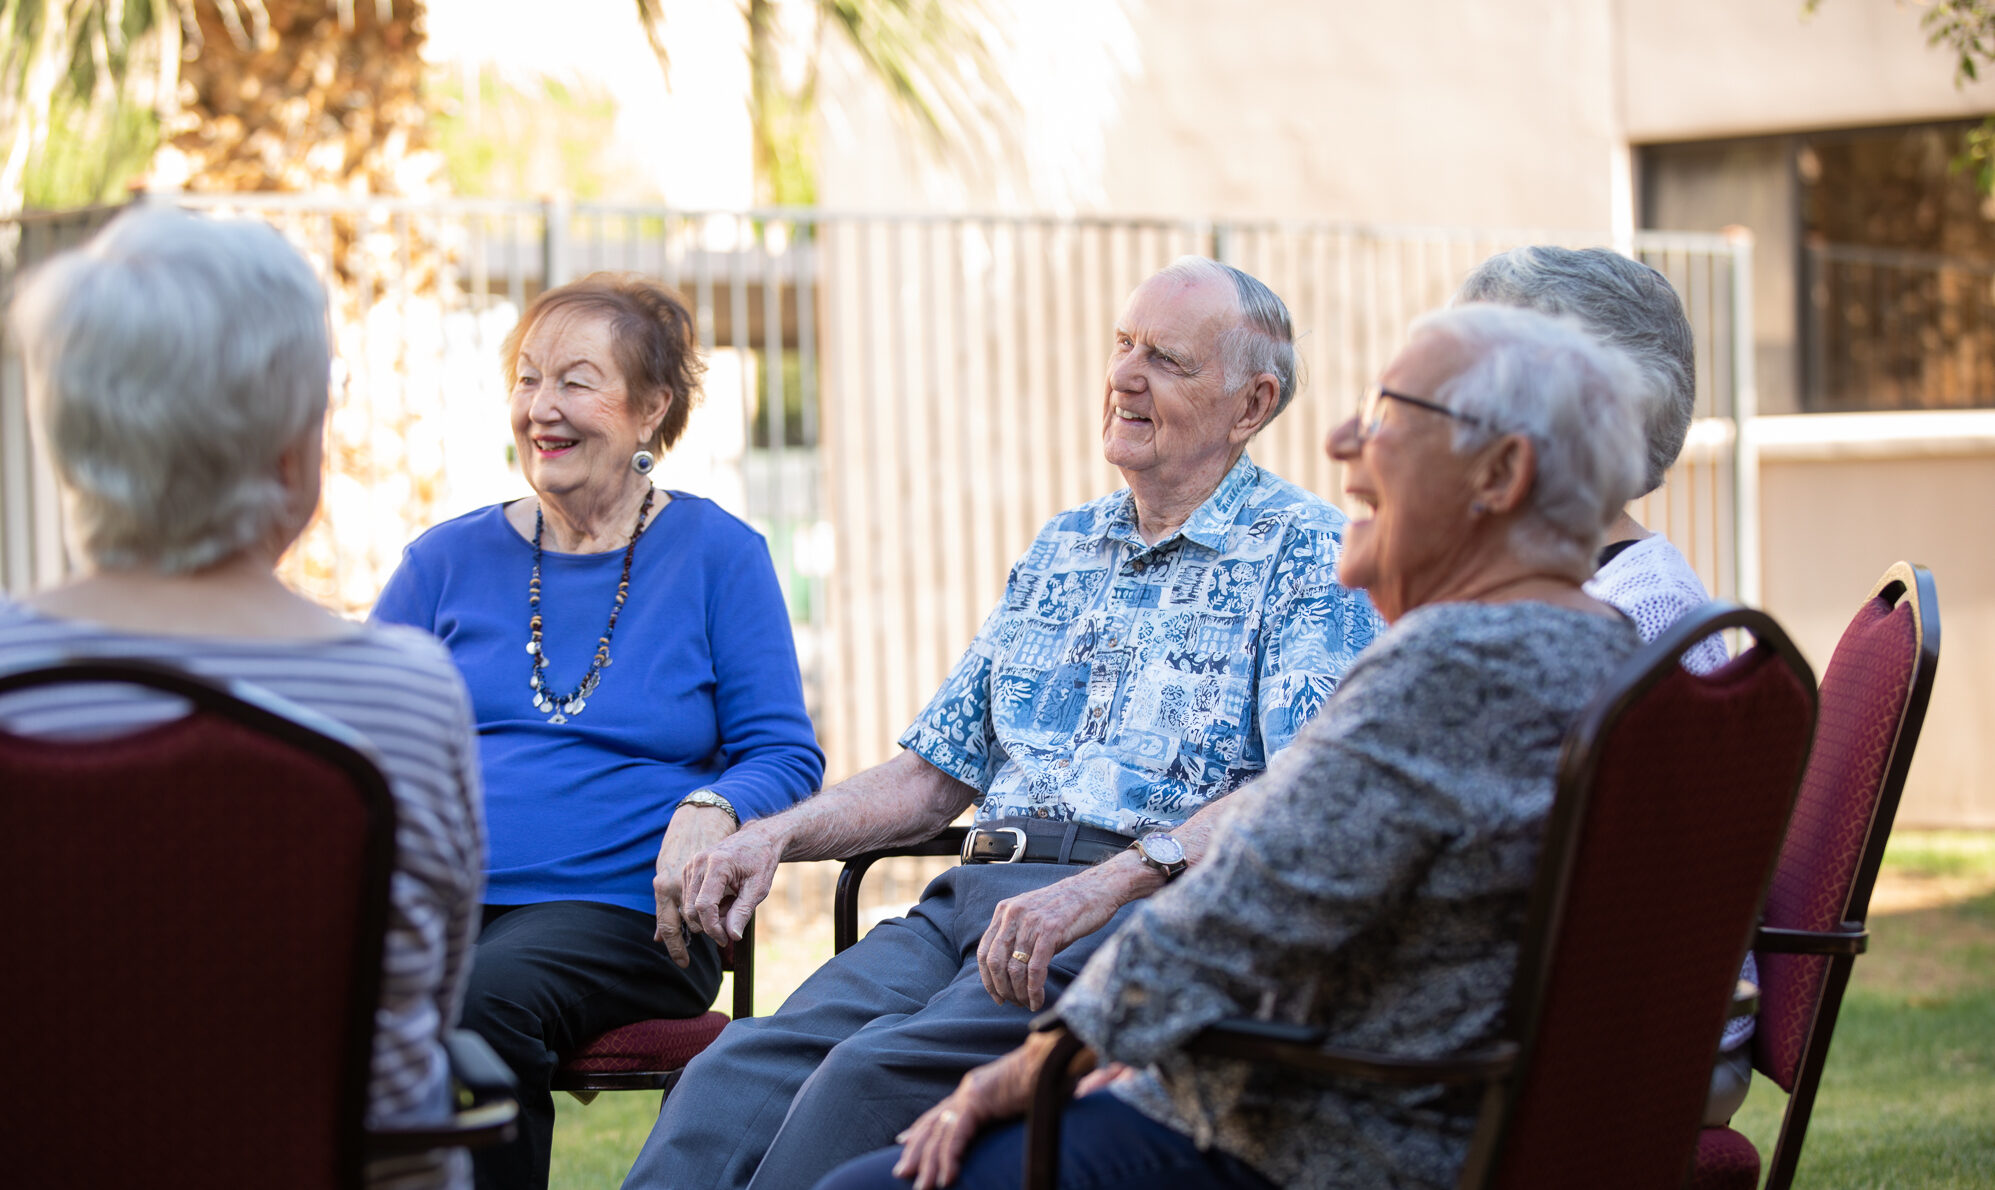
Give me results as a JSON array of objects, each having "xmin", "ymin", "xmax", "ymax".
[
  {"xmin": 509, "ymin": 309, "xmax": 664, "ymax": 509},
  {"xmin": 1327, "ymin": 329, "xmax": 1487, "ymax": 621},
  {"xmin": 1101, "ymin": 273, "xmax": 1261, "ymax": 491}
]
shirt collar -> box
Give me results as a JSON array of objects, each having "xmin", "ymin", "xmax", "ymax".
[{"xmin": 1101, "ymin": 454, "xmax": 1260, "ymax": 554}]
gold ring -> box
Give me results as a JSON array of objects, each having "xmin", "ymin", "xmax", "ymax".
[{"xmin": 1011, "ymin": 949, "xmax": 1031, "ymax": 964}]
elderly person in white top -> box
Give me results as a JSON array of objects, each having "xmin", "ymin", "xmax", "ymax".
[
  {"xmin": 815, "ymin": 305, "xmax": 1649, "ymax": 1190},
  {"xmin": 0, "ymin": 208, "xmax": 485, "ymax": 1190},
  {"xmin": 620, "ymin": 258, "xmax": 1384, "ymax": 1190},
  {"xmin": 1455, "ymin": 245, "xmax": 1750, "ymax": 1122}
]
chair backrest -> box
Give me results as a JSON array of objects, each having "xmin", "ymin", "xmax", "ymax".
[
  {"xmin": 0, "ymin": 658, "xmax": 397, "ymax": 1190},
  {"xmin": 1468, "ymin": 605, "xmax": 1819, "ymax": 1190},
  {"xmin": 1752, "ymin": 562, "xmax": 1939, "ymax": 1187}
]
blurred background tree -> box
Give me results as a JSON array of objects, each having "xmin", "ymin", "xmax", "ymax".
[{"xmin": 3, "ymin": 0, "xmax": 1011, "ymax": 212}]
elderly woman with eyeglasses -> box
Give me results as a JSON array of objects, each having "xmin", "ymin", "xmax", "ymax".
[{"xmin": 811, "ymin": 304, "xmax": 1651, "ymax": 1190}]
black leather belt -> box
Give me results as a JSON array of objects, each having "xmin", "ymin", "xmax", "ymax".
[{"xmin": 959, "ymin": 818, "xmax": 1137, "ymax": 867}]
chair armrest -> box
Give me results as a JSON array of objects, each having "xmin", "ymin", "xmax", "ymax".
[
  {"xmin": 366, "ymin": 1030, "xmax": 520, "ymax": 1158},
  {"xmin": 1729, "ymin": 978, "xmax": 1759, "ymax": 1021},
  {"xmin": 445, "ymin": 1029, "xmax": 518, "ymax": 1100},
  {"xmin": 1183, "ymin": 1019, "xmax": 1519, "ymax": 1086},
  {"xmin": 834, "ymin": 826, "xmax": 970, "ymax": 953},
  {"xmin": 1755, "ymin": 921, "xmax": 1868, "ymax": 956}
]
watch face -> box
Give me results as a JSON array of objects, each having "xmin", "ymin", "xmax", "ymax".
[{"xmin": 1141, "ymin": 834, "xmax": 1185, "ymax": 865}]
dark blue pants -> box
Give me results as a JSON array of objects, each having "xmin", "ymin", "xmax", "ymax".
[
  {"xmin": 464, "ymin": 900, "xmax": 720, "ymax": 1190},
  {"xmin": 813, "ymin": 1093, "xmax": 1277, "ymax": 1190}
]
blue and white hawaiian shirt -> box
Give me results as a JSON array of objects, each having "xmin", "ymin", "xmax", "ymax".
[{"xmin": 900, "ymin": 454, "xmax": 1385, "ymax": 837}]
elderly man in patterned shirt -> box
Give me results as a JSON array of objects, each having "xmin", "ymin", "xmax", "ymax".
[{"xmin": 621, "ymin": 256, "xmax": 1383, "ymax": 1190}]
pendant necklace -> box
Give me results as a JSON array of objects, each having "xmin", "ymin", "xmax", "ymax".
[{"xmin": 527, "ymin": 486, "xmax": 654, "ymax": 724}]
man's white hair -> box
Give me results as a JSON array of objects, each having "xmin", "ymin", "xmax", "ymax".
[{"xmin": 1154, "ymin": 256, "xmax": 1300, "ymax": 425}]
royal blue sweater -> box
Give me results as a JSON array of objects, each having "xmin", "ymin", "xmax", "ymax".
[{"xmin": 372, "ymin": 496, "xmax": 823, "ymax": 914}]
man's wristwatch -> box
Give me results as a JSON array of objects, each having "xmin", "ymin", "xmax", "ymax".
[
  {"xmin": 680, "ymin": 788, "xmax": 739, "ymax": 827},
  {"xmin": 1130, "ymin": 832, "xmax": 1187, "ymax": 881}
]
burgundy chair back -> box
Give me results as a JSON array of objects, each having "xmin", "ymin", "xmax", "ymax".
[
  {"xmin": 1471, "ymin": 606, "xmax": 1818, "ymax": 1190},
  {"xmin": 1692, "ymin": 563, "xmax": 1940, "ymax": 1190},
  {"xmin": 1756, "ymin": 567, "xmax": 1935, "ymax": 1088},
  {"xmin": 0, "ymin": 659, "xmax": 395, "ymax": 1190}
]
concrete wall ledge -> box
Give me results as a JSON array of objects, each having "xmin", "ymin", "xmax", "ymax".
[{"xmin": 1750, "ymin": 410, "xmax": 1995, "ymax": 461}]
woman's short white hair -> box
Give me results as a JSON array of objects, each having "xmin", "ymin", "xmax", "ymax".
[
  {"xmin": 1412, "ymin": 303, "xmax": 1647, "ymax": 573},
  {"xmin": 1454, "ymin": 245, "xmax": 1695, "ymax": 496},
  {"xmin": 8, "ymin": 207, "xmax": 331, "ymax": 574}
]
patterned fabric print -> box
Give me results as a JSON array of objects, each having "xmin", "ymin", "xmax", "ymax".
[
  {"xmin": 900, "ymin": 455, "xmax": 1383, "ymax": 837},
  {"xmin": 1055, "ymin": 602, "xmax": 1641, "ymax": 1190},
  {"xmin": 1585, "ymin": 534, "xmax": 1729, "ymax": 674},
  {"xmin": 1756, "ymin": 597, "xmax": 1917, "ymax": 1088}
]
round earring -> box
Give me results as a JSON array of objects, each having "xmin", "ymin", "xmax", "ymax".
[
  {"xmin": 631, "ymin": 449, "xmax": 657, "ymax": 475},
  {"xmin": 1469, "ymin": 501, "xmax": 1488, "ymax": 517}
]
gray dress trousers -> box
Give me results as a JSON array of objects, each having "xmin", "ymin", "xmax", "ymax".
[{"xmin": 620, "ymin": 861, "xmax": 1143, "ymax": 1190}]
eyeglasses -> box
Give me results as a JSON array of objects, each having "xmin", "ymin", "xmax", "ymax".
[{"xmin": 1356, "ymin": 387, "xmax": 1490, "ymax": 443}]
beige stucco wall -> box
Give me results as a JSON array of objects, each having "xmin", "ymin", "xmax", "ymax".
[
  {"xmin": 819, "ymin": 0, "xmax": 1624, "ymax": 228},
  {"xmin": 1621, "ymin": 0, "xmax": 1995, "ymax": 144},
  {"xmin": 1757, "ymin": 434, "xmax": 1995, "ymax": 829}
]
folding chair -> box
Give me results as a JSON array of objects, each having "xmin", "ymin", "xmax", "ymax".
[
  {"xmin": 551, "ymin": 920, "xmax": 757, "ymax": 1108},
  {"xmin": 1020, "ymin": 604, "xmax": 1820, "ymax": 1190},
  {"xmin": 1690, "ymin": 562, "xmax": 1941, "ymax": 1190},
  {"xmin": 0, "ymin": 657, "xmax": 515, "ymax": 1190}
]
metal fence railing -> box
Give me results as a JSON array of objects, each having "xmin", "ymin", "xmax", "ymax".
[
  {"xmin": 1, "ymin": 196, "xmax": 1752, "ymax": 782},
  {"xmin": 1805, "ymin": 241, "xmax": 1995, "ymax": 412}
]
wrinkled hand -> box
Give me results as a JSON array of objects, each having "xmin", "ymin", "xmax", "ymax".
[
  {"xmin": 1072, "ymin": 1061, "xmax": 1133, "ymax": 1097},
  {"xmin": 680, "ymin": 821, "xmax": 785, "ymax": 946},
  {"xmin": 653, "ymin": 805, "xmax": 738, "ymax": 965},
  {"xmin": 892, "ymin": 1031, "xmax": 1089, "ymax": 1190},
  {"xmin": 977, "ymin": 863, "xmax": 1141, "ymax": 1010}
]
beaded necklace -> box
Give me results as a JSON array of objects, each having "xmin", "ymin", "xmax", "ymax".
[{"xmin": 527, "ymin": 486, "xmax": 655, "ymax": 724}]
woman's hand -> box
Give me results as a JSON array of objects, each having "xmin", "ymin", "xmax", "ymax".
[
  {"xmin": 653, "ymin": 804, "xmax": 738, "ymax": 966},
  {"xmin": 891, "ymin": 1030, "xmax": 1093, "ymax": 1190}
]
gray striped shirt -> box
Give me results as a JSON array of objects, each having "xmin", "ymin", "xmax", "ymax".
[{"xmin": 0, "ymin": 601, "xmax": 486, "ymax": 1190}]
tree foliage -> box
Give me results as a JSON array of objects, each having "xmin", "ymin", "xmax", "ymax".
[{"xmin": 637, "ymin": 0, "xmax": 1013, "ymax": 208}]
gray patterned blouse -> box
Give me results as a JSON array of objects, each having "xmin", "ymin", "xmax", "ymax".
[{"xmin": 1055, "ymin": 600, "xmax": 1640, "ymax": 1190}]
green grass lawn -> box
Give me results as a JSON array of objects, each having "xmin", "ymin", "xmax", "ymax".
[{"xmin": 546, "ymin": 831, "xmax": 1995, "ymax": 1189}]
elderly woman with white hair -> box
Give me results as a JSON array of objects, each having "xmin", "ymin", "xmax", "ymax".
[
  {"xmin": 0, "ymin": 208, "xmax": 484, "ymax": 1190},
  {"xmin": 1455, "ymin": 245, "xmax": 1727, "ymax": 673},
  {"xmin": 1457, "ymin": 245, "xmax": 1751, "ymax": 1122},
  {"xmin": 812, "ymin": 303, "xmax": 1650, "ymax": 1190}
]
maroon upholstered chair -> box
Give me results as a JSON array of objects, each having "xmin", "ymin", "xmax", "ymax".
[
  {"xmin": 550, "ymin": 915, "xmax": 756, "ymax": 1108},
  {"xmin": 1690, "ymin": 562, "xmax": 1940, "ymax": 1190},
  {"xmin": 0, "ymin": 658, "xmax": 515, "ymax": 1190},
  {"xmin": 1022, "ymin": 603, "xmax": 1820, "ymax": 1190}
]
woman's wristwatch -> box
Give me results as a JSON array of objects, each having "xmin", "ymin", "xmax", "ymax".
[{"xmin": 681, "ymin": 788, "xmax": 739, "ymax": 827}]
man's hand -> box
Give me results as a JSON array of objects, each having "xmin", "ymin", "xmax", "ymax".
[
  {"xmin": 654, "ymin": 804, "xmax": 740, "ymax": 965},
  {"xmin": 681, "ymin": 820, "xmax": 787, "ymax": 945},
  {"xmin": 976, "ymin": 853, "xmax": 1163, "ymax": 1010},
  {"xmin": 892, "ymin": 1030, "xmax": 1093, "ymax": 1190}
]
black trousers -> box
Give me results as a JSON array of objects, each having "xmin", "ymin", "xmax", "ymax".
[{"xmin": 464, "ymin": 900, "xmax": 721, "ymax": 1190}]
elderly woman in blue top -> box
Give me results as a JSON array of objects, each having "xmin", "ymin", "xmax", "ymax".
[
  {"xmin": 372, "ymin": 272, "xmax": 823, "ymax": 1190},
  {"xmin": 818, "ymin": 304, "xmax": 1649, "ymax": 1190}
]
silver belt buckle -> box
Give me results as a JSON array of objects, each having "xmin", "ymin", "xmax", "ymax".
[{"xmin": 962, "ymin": 825, "xmax": 1028, "ymax": 864}]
